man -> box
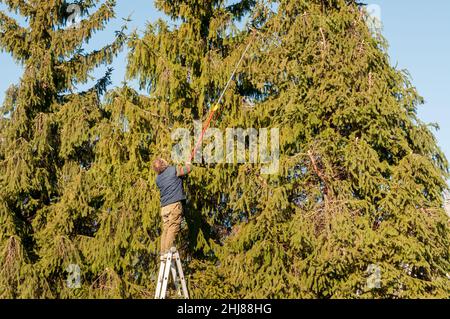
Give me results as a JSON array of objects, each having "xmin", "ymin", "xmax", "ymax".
[{"xmin": 153, "ymin": 158, "xmax": 192, "ymax": 255}]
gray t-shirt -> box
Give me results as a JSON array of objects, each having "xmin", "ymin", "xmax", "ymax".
[{"xmin": 156, "ymin": 166, "xmax": 186, "ymax": 207}]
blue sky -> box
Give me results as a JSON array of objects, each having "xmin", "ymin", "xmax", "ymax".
[
  {"xmin": 374, "ymin": 0, "xmax": 450, "ymax": 175},
  {"xmin": 1, "ymin": 0, "xmax": 449, "ymax": 176}
]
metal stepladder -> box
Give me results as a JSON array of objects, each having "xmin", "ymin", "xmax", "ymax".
[{"xmin": 155, "ymin": 247, "xmax": 189, "ymax": 299}]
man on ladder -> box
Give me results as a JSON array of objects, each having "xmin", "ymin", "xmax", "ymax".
[
  {"xmin": 152, "ymin": 158, "xmax": 192, "ymax": 299},
  {"xmin": 151, "ymin": 19, "xmax": 257, "ymax": 299}
]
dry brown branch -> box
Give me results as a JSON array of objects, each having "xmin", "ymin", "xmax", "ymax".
[
  {"xmin": 319, "ymin": 27, "xmax": 327, "ymax": 53},
  {"xmin": 307, "ymin": 149, "xmax": 332, "ymax": 207}
]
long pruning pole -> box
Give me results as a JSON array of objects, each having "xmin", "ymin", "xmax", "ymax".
[{"xmin": 189, "ymin": 36, "xmax": 254, "ymax": 162}]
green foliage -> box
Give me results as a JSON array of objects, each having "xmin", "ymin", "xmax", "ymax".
[
  {"xmin": 126, "ymin": 0, "xmax": 450, "ymax": 298},
  {"xmin": 0, "ymin": 0, "xmax": 126, "ymax": 298},
  {"xmin": 1, "ymin": 0, "xmax": 449, "ymax": 299}
]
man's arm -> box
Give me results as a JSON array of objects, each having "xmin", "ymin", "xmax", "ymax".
[{"xmin": 176, "ymin": 162, "xmax": 192, "ymax": 177}]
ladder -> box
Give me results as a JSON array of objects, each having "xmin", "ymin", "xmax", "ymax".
[{"xmin": 155, "ymin": 247, "xmax": 189, "ymax": 299}]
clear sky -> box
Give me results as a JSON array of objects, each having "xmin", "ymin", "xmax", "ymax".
[
  {"xmin": 1, "ymin": 0, "xmax": 449, "ymax": 178},
  {"xmin": 373, "ymin": 0, "xmax": 450, "ymax": 177}
]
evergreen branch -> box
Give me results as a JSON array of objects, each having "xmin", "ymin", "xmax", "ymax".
[
  {"xmin": 76, "ymin": 67, "xmax": 113, "ymax": 98},
  {"xmin": 0, "ymin": 10, "xmax": 29, "ymax": 60},
  {"xmin": 0, "ymin": 0, "xmax": 34, "ymax": 16},
  {"xmin": 226, "ymin": 0, "xmax": 257, "ymax": 21},
  {"xmin": 0, "ymin": 10, "xmax": 20, "ymax": 29},
  {"xmin": 57, "ymin": 30, "xmax": 126, "ymax": 90},
  {"xmin": 52, "ymin": 0, "xmax": 116, "ymax": 57},
  {"xmin": 139, "ymin": 108, "xmax": 169, "ymax": 121}
]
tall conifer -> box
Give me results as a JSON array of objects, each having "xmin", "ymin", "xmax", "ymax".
[
  {"xmin": 126, "ymin": 0, "xmax": 449, "ymax": 298},
  {"xmin": 0, "ymin": 0, "xmax": 125, "ymax": 297}
]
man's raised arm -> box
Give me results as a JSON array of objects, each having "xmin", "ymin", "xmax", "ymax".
[{"xmin": 176, "ymin": 162, "xmax": 192, "ymax": 177}]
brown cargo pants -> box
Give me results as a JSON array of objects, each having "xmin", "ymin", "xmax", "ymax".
[{"xmin": 160, "ymin": 201, "xmax": 183, "ymax": 254}]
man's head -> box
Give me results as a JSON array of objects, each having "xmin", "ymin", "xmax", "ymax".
[{"xmin": 153, "ymin": 158, "xmax": 169, "ymax": 174}]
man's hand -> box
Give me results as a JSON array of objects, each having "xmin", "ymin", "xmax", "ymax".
[{"xmin": 176, "ymin": 162, "xmax": 192, "ymax": 177}]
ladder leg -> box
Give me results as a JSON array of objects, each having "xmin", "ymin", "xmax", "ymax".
[
  {"xmin": 170, "ymin": 260, "xmax": 181, "ymax": 296},
  {"xmin": 155, "ymin": 255, "xmax": 166, "ymax": 299},
  {"xmin": 160, "ymin": 250, "xmax": 173, "ymax": 299},
  {"xmin": 174, "ymin": 251, "xmax": 189, "ymax": 299}
]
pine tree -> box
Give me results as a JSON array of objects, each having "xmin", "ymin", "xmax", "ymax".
[
  {"xmin": 75, "ymin": 0, "xmax": 264, "ymax": 298},
  {"xmin": 0, "ymin": 0, "xmax": 125, "ymax": 298},
  {"xmin": 125, "ymin": 0, "xmax": 450, "ymax": 298}
]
